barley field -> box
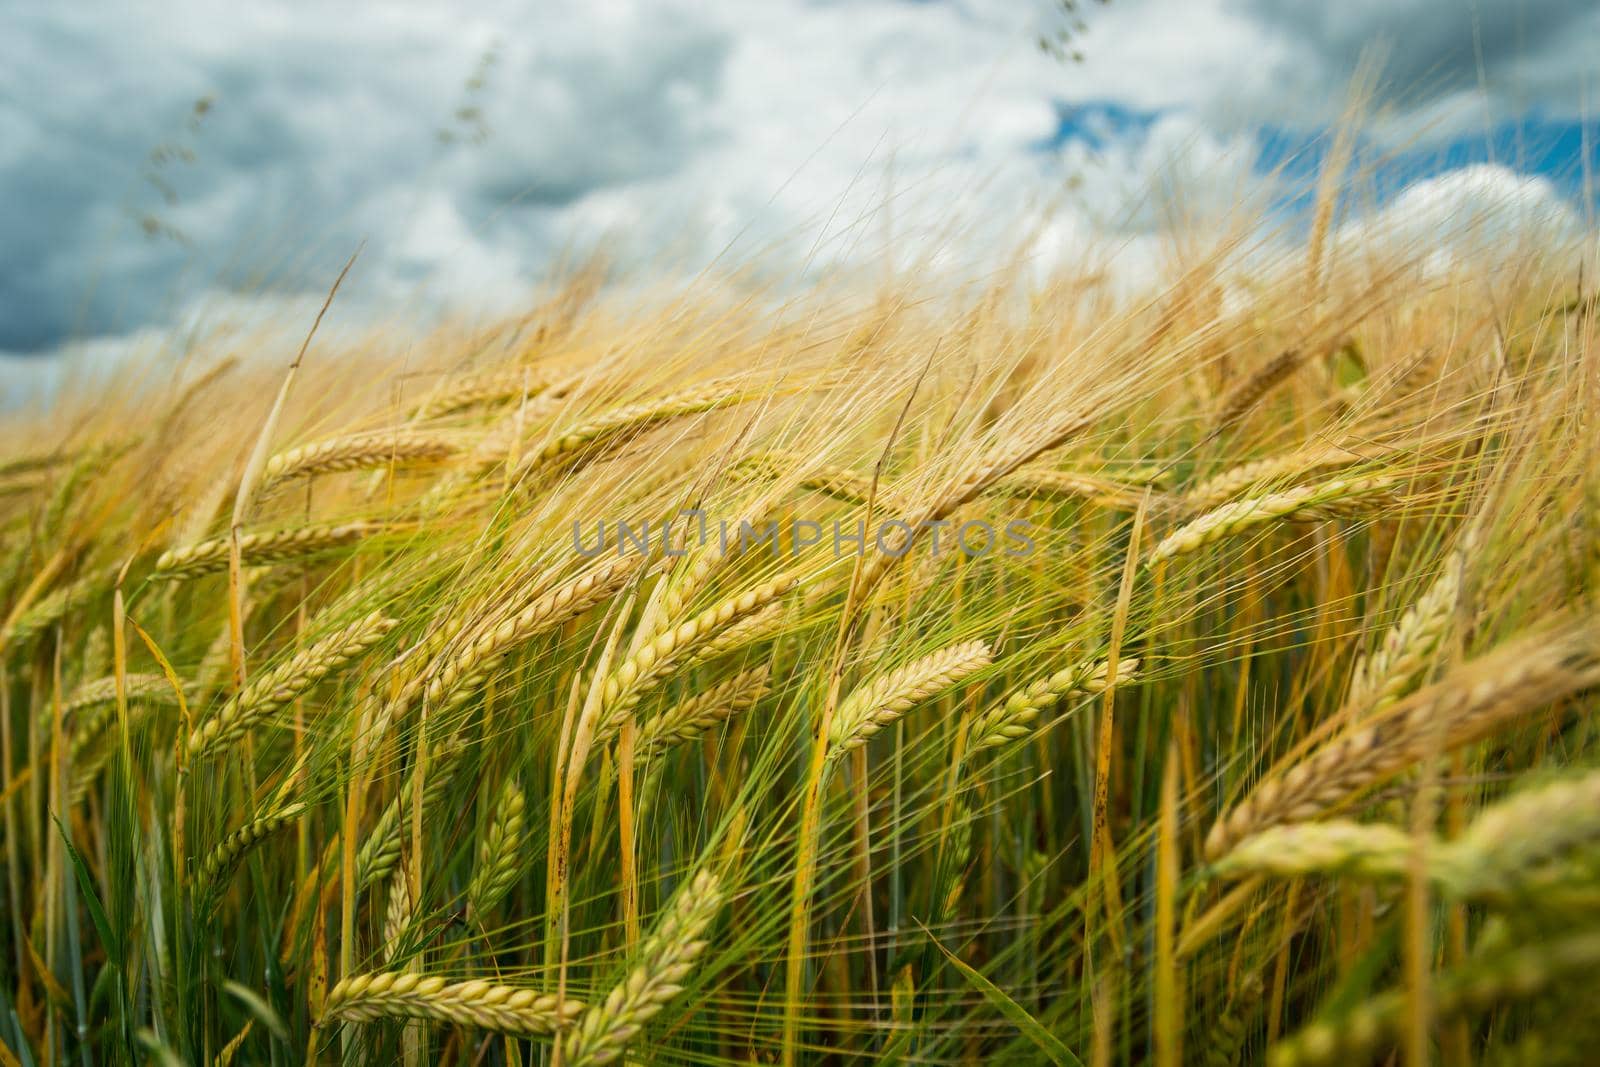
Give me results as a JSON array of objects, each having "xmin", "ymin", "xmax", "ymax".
[{"xmin": 2, "ymin": 223, "xmax": 1598, "ymax": 1065}]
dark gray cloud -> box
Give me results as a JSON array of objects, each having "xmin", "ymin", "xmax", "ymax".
[
  {"xmin": 0, "ymin": 2, "xmax": 730, "ymax": 354},
  {"xmin": 0, "ymin": 0, "xmax": 1590, "ymax": 366},
  {"xmin": 1225, "ymin": 0, "xmax": 1600, "ymax": 124}
]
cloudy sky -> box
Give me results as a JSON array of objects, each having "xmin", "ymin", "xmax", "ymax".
[{"xmin": 3, "ymin": 0, "xmax": 1597, "ymax": 365}]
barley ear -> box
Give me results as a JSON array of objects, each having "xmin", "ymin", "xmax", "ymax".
[{"xmin": 560, "ymin": 868, "xmax": 725, "ymax": 1066}]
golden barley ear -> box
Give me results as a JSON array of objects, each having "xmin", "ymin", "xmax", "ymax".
[
  {"xmin": 318, "ymin": 972, "xmax": 583, "ymax": 1036},
  {"xmin": 827, "ymin": 641, "xmax": 991, "ymax": 758},
  {"xmin": 1147, "ymin": 475, "xmax": 1398, "ymax": 566},
  {"xmin": 153, "ymin": 523, "xmax": 377, "ymax": 581},
  {"xmin": 187, "ymin": 611, "xmax": 397, "ymax": 760},
  {"xmin": 1205, "ymin": 617, "xmax": 1600, "ymax": 862},
  {"xmin": 260, "ymin": 431, "xmax": 460, "ymax": 491}
]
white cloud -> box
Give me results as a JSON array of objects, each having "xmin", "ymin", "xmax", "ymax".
[{"xmin": 1335, "ymin": 163, "xmax": 1581, "ymax": 265}]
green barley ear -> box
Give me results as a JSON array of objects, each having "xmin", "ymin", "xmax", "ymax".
[
  {"xmin": 1268, "ymin": 928, "xmax": 1600, "ymax": 1067},
  {"xmin": 467, "ymin": 778, "xmax": 528, "ymax": 919},
  {"xmin": 967, "ymin": 655, "xmax": 1140, "ymax": 754},
  {"xmin": 197, "ymin": 804, "xmax": 307, "ymax": 898},
  {"xmin": 636, "ymin": 665, "xmax": 771, "ymax": 759},
  {"xmin": 560, "ymin": 869, "xmax": 725, "ymax": 1066},
  {"xmin": 1447, "ymin": 769, "xmax": 1600, "ymax": 900}
]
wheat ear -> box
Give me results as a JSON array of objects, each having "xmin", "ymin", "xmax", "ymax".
[
  {"xmin": 828, "ymin": 641, "xmax": 991, "ymax": 757},
  {"xmin": 514, "ymin": 379, "xmax": 746, "ymax": 487},
  {"xmin": 1268, "ymin": 928, "xmax": 1600, "ymax": 1067},
  {"xmin": 1208, "ymin": 771, "xmax": 1600, "ymax": 904},
  {"xmin": 382, "ymin": 866, "xmax": 415, "ymax": 967},
  {"xmin": 1449, "ymin": 770, "xmax": 1600, "ymax": 899},
  {"xmin": 197, "ymin": 803, "xmax": 307, "ymax": 895},
  {"xmin": 187, "ymin": 611, "xmax": 396, "ymax": 759},
  {"xmin": 3, "ymin": 568, "xmax": 113, "ymax": 648},
  {"xmin": 1347, "ymin": 550, "xmax": 1463, "ymax": 710},
  {"xmin": 1184, "ymin": 443, "xmax": 1364, "ymax": 513},
  {"xmin": 992, "ymin": 467, "xmax": 1154, "ymax": 510},
  {"xmin": 1147, "ymin": 475, "xmax": 1398, "ymax": 566},
  {"xmin": 852, "ymin": 406, "xmax": 1095, "ymax": 600},
  {"xmin": 260, "ymin": 432, "xmax": 458, "ymax": 490},
  {"xmin": 591, "ymin": 573, "xmax": 797, "ymax": 744},
  {"xmin": 412, "ymin": 554, "xmax": 642, "ymax": 717},
  {"xmin": 154, "ymin": 523, "xmax": 376, "ymax": 581},
  {"xmin": 357, "ymin": 734, "xmax": 465, "ymax": 889},
  {"xmin": 412, "ymin": 365, "xmax": 553, "ymax": 420},
  {"xmin": 738, "ymin": 451, "xmax": 880, "ymax": 506},
  {"xmin": 319, "ymin": 972, "xmax": 583, "ymax": 1036},
  {"xmin": 967, "ymin": 656, "xmax": 1141, "ymax": 754},
  {"xmin": 560, "ymin": 869, "xmax": 724, "ymax": 1066},
  {"xmin": 467, "ymin": 779, "xmax": 528, "ymax": 918},
  {"xmin": 1203, "ymin": 975, "xmax": 1263, "ymax": 1067},
  {"xmin": 1210, "ymin": 822, "xmax": 1417, "ymax": 883},
  {"xmin": 636, "ymin": 665, "xmax": 771, "ymax": 759},
  {"xmin": 1205, "ymin": 619, "xmax": 1600, "ymax": 861},
  {"xmin": 62, "ymin": 673, "xmax": 180, "ymax": 716},
  {"xmin": 679, "ymin": 603, "xmax": 786, "ymax": 669},
  {"xmin": 1213, "ymin": 348, "xmax": 1305, "ymax": 432}
]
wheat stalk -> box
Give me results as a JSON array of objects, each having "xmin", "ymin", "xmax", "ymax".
[
  {"xmin": 827, "ymin": 641, "xmax": 991, "ymax": 757},
  {"xmin": 213, "ymin": 1021, "xmax": 253, "ymax": 1067},
  {"xmin": 319, "ymin": 972, "xmax": 583, "ymax": 1036},
  {"xmin": 560, "ymin": 868, "xmax": 724, "ymax": 1066}
]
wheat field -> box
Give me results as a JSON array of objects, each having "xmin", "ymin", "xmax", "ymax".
[{"xmin": 2, "ymin": 220, "xmax": 1598, "ymax": 1065}]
